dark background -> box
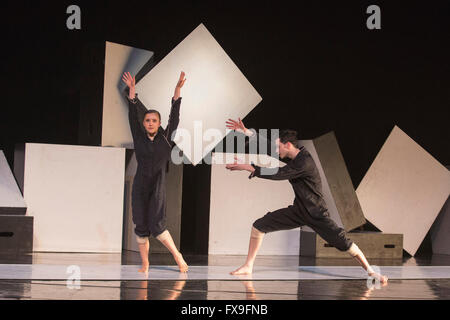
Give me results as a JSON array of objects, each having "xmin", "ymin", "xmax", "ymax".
[{"xmin": 2, "ymin": 0, "xmax": 449, "ymax": 186}]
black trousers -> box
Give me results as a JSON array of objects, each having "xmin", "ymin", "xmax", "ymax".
[
  {"xmin": 132, "ymin": 171, "xmax": 167, "ymax": 238},
  {"xmin": 253, "ymin": 205, "xmax": 353, "ymax": 251}
]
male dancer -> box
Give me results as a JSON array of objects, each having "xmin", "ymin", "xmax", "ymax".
[{"xmin": 225, "ymin": 118, "xmax": 388, "ymax": 284}]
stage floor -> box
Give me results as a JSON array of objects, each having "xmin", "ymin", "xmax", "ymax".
[{"xmin": 0, "ymin": 251, "xmax": 449, "ymax": 300}]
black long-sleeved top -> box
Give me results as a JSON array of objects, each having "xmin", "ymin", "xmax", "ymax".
[
  {"xmin": 127, "ymin": 93, "xmax": 181, "ymax": 178},
  {"xmin": 249, "ymin": 146, "xmax": 329, "ymax": 218}
]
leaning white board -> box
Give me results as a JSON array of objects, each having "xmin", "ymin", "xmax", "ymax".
[
  {"xmin": 19, "ymin": 143, "xmax": 125, "ymax": 252},
  {"xmin": 102, "ymin": 41, "xmax": 154, "ymax": 148},
  {"xmin": 0, "ymin": 150, "xmax": 26, "ymax": 209},
  {"xmin": 209, "ymin": 152, "xmax": 298, "ymax": 255},
  {"xmin": 356, "ymin": 126, "xmax": 450, "ymax": 256},
  {"xmin": 135, "ymin": 24, "xmax": 262, "ymax": 165}
]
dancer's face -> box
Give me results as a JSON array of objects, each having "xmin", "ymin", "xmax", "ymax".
[
  {"xmin": 276, "ymin": 139, "xmax": 289, "ymax": 159},
  {"xmin": 143, "ymin": 113, "xmax": 161, "ymax": 135}
]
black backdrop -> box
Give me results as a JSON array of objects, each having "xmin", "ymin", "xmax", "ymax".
[
  {"xmin": 2, "ymin": 0, "xmax": 449, "ymax": 185},
  {"xmin": 2, "ymin": 1, "xmax": 449, "ymax": 253}
]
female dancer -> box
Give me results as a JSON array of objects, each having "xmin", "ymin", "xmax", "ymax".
[{"xmin": 122, "ymin": 71, "xmax": 188, "ymax": 273}]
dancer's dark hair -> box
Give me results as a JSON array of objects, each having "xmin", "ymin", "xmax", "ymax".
[{"xmin": 279, "ymin": 129, "xmax": 299, "ymax": 148}]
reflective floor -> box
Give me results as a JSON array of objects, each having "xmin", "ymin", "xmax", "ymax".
[{"xmin": 0, "ymin": 251, "xmax": 449, "ymax": 300}]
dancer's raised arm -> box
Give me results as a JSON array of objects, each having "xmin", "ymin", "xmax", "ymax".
[
  {"xmin": 166, "ymin": 72, "xmax": 186, "ymax": 142},
  {"xmin": 122, "ymin": 72, "xmax": 147, "ymax": 140}
]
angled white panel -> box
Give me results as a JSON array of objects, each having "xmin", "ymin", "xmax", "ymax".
[
  {"xmin": 209, "ymin": 153, "xmax": 298, "ymax": 255},
  {"xmin": 356, "ymin": 126, "xmax": 450, "ymax": 256},
  {"xmin": 102, "ymin": 41, "xmax": 154, "ymax": 147},
  {"xmin": 135, "ymin": 24, "xmax": 262, "ymax": 165},
  {"xmin": 22, "ymin": 143, "xmax": 125, "ymax": 252},
  {"xmin": 0, "ymin": 150, "xmax": 26, "ymax": 209}
]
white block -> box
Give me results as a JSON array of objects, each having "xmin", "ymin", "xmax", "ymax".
[
  {"xmin": 356, "ymin": 126, "xmax": 450, "ymax": 256},
  {"xmin": 209, "ymin": 153, "xmax": 298, "ymax": 255},
  {"xmin": 0, "ymin": 150, "xmax": 26, "ymax": 210},
  {"xmin": 135, "ymin": 24, "xmax": 262, "ymax": 165},
  {"xmin": 18, "ymin": 143, "xmax": 125, "ymax": 252},
  {"xmin": 102, "ymin": 41, "xmax": 154, "ymax": 148}
]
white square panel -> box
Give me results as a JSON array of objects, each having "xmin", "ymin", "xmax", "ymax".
[
  {"xmin": 135, "ymin": 24, "xmax": 262, "ymax": 165},
  {"xmin": 356, "ymin": 126, "xmax": 450, "ymax": 256}
]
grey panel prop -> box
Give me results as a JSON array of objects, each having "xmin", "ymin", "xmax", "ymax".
[
  {"xmin": 300, "ymin": 231, "xmax": 403, "ymax": 259},
  {"xmin": 430, "ymin": 166, "xmax": 450, "ymax": 255},
  {"xmin": 0, "ymin": 215, "xmax": 33, "ymax": 253},
  {"xmin": 299, "ymin": 132, "xmax": 366, "ymax": 232},
  {"xmin": 0, "ymin": 150, "xmax": 26, "ymax": 215},
  {"xmin": 122, "ymin": 150, "xmax": 183, "ymax": 253}
]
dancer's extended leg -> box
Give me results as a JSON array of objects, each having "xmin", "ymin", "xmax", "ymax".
[
  {"xmin": 137, "ymin": 236, "xmax": 150, "ymax": 273},
  {"xmin": 347, "ymin": 243, "xmax": 388, "ymax": 284},
  {"xmin": 230, "ymin": 227, "xmax": 265, "ymax": 275},
  {"xmin": 156, "ymin": 230, "xmax": 188, "ymax": 273}
]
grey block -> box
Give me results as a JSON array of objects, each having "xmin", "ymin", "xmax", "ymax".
[
  {"xmin": 0, "ymin": 150, "xmax": 26, "ymax": 215},
  {"xmin": 0, "ymin": 215, "xmax": 33, "ymax": 254},
  {"xmin": 299, "ymin": 132, "xmax": 366, "ymax": 232},
  {"xmin": 430, "ymin": 166, "xmax": 450, "ymax": 255},
  {"xmin": 300, "ymin": 231, "xmax": 403, "ymax": 259}
]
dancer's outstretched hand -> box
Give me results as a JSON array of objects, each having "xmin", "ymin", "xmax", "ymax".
[
  {"xmin": 122, "ymin": 72, "xmax": 136, "ymax": 99},
  {"xmin": 174, "ymin": 71, "xmax": 186, "ymax": 100},
  {"xmin": 176, "ymin": 71, "xmax": 186, "ymax": 88},
  {"xmin": 226, "ymin": 156, "xmax": 254, "ymax": 172},
  {"xmin": 122, "ymin": 72, "xmax": 135, "ymax": 89},
  {"xmin": 226, "ymin": 118, "xmax": 247, "ymax": 132}
]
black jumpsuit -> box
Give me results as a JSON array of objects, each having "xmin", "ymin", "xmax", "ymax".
[
  {"xmin": 126, "ymin": 93, "xmax": 181, "ymax": 239},
  {"xmin": 249, "ymin": 146, "xmax": 353, "ymax": 252}
]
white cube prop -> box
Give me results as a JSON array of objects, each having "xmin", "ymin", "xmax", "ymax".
[
  {"xmin": 17, "ymin": 143, "xmax": 125, "ymax": 252},
  {"xmin": 356, "ymin": 126, "xmax": 450, "ymax": 256},
  {"xmin": 135, "ymin": 24, "xmax": 262, "ymax": 165}
]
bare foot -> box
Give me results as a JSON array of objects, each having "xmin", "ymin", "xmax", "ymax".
[
  {"xmin": 369, "ymin": 272, "xmax": 388, "ymax": 284},
  {"xmin": 230, "ymin": 264, "xmax": 253, "ymax": 275},
  {"xmin": 138, "ymin": 262, "xmax": 149, "ymax": 273},
  {"xmin": 174, "ymin": 252, "xmax": 188, "ymax": 273}
]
